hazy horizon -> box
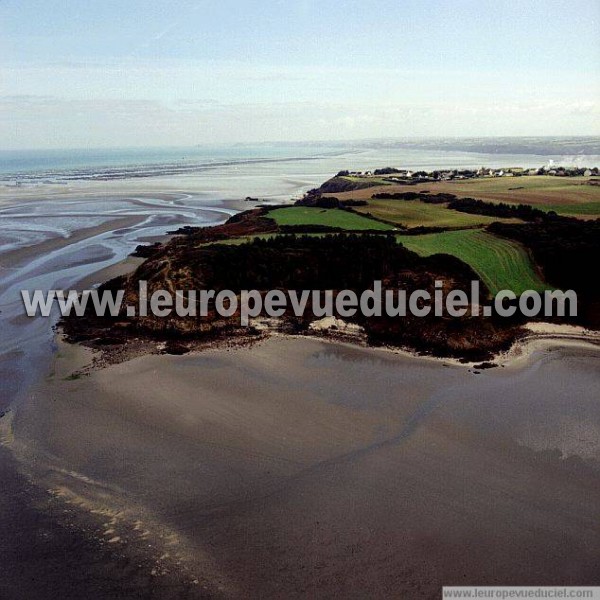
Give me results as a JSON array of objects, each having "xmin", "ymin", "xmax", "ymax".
[
  {"xmin": 1, "ymin": 0, "xmax": 599, "ymax": 150},
  {"xmin": 2, "ymin": 135, "xmax": 600, "ymax": 156}
]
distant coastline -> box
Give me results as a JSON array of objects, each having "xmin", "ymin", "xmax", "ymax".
[{"xmin": 2, "ymin": 136, "xmax": 599, "ymax": 184}]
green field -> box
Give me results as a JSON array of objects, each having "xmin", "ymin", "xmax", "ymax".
[
  {"xmin": 208, "ymin": 233, "xmax": 293, "ymax": 246},
  {"xmin": 353, "ymin": 199, "xmax": 517, "ymax": 228},
  {"xmin": 396, "ymin": 229, "xmax": 547, "ymax": 295},
  {"xmin": 266, "ymin": 207, "xmax": 395, "ymax": 231},
  {"xmin": 542, "ymin": 202, "xmax": 600, "ymax": 216}
]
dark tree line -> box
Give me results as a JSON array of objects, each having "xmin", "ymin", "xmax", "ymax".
[
  {"xmin": 295, "ymin": 195, "xmax": 367, "ymax": 208},
  {"xmin": 372, "ymin": 191, "xmax": 455, "ymax": 204},
  {"xmin": 448, "ymin": 198, "xmax": 550, "ymax": 221}
]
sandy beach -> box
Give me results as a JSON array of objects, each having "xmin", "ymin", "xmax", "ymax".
[{"xmin": 3, "ymin": 335, "xmax": 599, "ymax": 598}]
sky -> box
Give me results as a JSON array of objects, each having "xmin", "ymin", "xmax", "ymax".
[{"xmin": 1, "ymin": 0, "xmax": 599, "ymax": 149}]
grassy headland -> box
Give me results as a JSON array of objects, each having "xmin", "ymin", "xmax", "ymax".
[{"xmin": 63, "ymin": 169, "xmax": 600, "ymax": 361}]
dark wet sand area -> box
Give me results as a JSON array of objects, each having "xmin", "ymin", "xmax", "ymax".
[{"xmin": 7, "ymin": 337, "xmax": 599, "ymax": 598}]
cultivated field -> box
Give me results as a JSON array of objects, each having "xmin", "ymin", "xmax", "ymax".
[
  {"xmin": 396, "ymin": 229, "xmax": 547, "ymax": 295},
  {"xmin": 327, "ymin": 176, "xmax": 600, "ymax": 219},
  {"xmin": 352, "ymin": 199, "xmax": 516, "ymax": 228},
  {"xmin": 267, "ymin": 207, "xmax": 394, "ymax": 230}
]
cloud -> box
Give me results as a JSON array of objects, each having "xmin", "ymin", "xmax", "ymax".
[{"xmin": 0, "ymin": 92, "xmax": 598, "ymax": 149}]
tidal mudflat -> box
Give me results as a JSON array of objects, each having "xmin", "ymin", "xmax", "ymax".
[
  {"xmin": 0, "ymin": 183, "xmax": 248, "ymax": 599},
  {"xmin": 6, "ymin": 336, "xmax": 599, "ymax": 598}
]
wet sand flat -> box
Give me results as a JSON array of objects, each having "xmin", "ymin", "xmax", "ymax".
[
  {"xmin": 0, "ymin": 443, "xmax": 211, "ymax": 600},
  {"xmin": 0, "ymin": 215, "xmax": 146, "ymax": 268},
  {"xmin": 8, "ymin": 337, "xmax": 600, "ymax": 598},
  {"xmin": 0, "ymin": 185, "xmax": 251, "ymax": 598}
]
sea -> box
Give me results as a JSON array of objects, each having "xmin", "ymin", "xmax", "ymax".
[{"xmin": 0, "ymin": 138, "xmax": 598, "ymax": 190}]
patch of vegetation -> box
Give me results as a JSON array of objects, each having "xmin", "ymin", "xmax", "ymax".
[
  {"xmin": 340, "ymin": 176, "xmax": 393, "ymax": 186},
  {"xmin": 310, "ymin": 175, "xmax": 389, "ymax": 195},
  {"xmin": 266, "ymin": 207, "xmax": 394, "ymax": 231},
  {"xmin": 64, "ymin": 373, "xmax": 83, "ymax": 381},
  {"xmin": 372, "ymin": 191, "xmax": 455, "ymax": 204},
  {"xmin": 354, "ymin": 199, "xmax": 510, "ymax": 229},
  {"xmin": 396, "ymin": 229, "xmax": 546, "ymax": 295},
  {"xmin": 447, "ymin": 197, "xmax": 548, "ymax": 221},
  {"xmin": 372, "ymin": 167, "xmax": 403, "ymax": 175},
  {"xmin": 294, "ymin": 195, "xmax": 367, "ymax": 208},
  {"xmin": 541, "ymin": 202, "xmax": 600, "ymax": 216},
  {"xmin": 132, "ymin": 242, "xmax": 162, "ymax": 258},
  {"xmin": 209, "ymin": 233, "xmax": 317, "ymax": 246},
  {"xmin": 447, "ymin": 197, "xmax": 600, "ymax": 219}
]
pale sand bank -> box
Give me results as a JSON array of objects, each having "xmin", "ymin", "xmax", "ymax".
[{"xmin": 6, "ymin": 335, "xmax": 600, "ymax": 598}]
